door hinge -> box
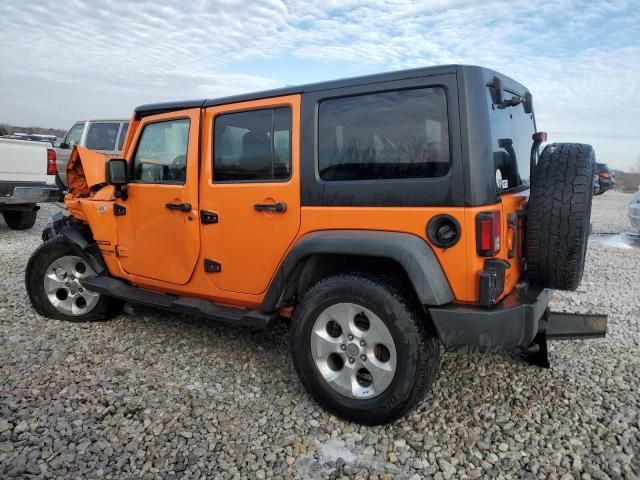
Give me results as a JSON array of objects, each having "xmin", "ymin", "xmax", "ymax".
[
  {"xmin": 204, "ymin": 259, "xmax": 222, "ymax": 273},
  {"xmin": 200, "ymin": 210, "xmax": 219, "ymax": 224},
  {"xmin": 113, "ymin": 204, "xmax": 126, "ymax": 216}
]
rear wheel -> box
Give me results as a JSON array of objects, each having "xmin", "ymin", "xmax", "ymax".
[
  {"xmin": 25, "ymin": 237, "xmax": 120, "ymax": 321},
  {"xmin": 2, "ymin": 209, "xmax": 37, "ymax": 230},
  {"xmin": 526, "ymin": 143, "xmax": 595, "ymax": 290},
  {"xmin": 289, "ymin": 274, "xmax": 440, "ymax": 425}
]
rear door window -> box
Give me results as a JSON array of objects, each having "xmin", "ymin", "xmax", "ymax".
[
  {"xmin": 86, "ymin": 122, "xmax": 120, "ymax": 151},
  {"xmin": 318, "ymin": 87, "xmax": 450, "ymax": 181},
  {"xmin": 213, "ymin": 107, "xmax": 291, "ymax": 182}
]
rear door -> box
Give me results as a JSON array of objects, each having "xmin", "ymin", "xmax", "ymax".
[
  {"xmin": 115, "ymin": 109, "xmax": 200, "ymax": 285},
  {"xmin": 200, "ymin": 95, "xmax": 301, "ymax": 294}
]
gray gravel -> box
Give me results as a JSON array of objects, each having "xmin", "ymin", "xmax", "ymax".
[{"xmin": 1, "ymin": 193, "xmax": 639, "ymax": 479}]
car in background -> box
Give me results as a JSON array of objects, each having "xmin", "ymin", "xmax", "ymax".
[
  {"xmin": 55, "ymin": 119, "xmax": 129, "ymax": 186},
  {"xmin": 629, "ymin": 187, "xmax": 640, "ymax": 231},
  {"xmin": 593, "ymin": 174, "xmax": 600, "ymax": 195},
  {"xmin": 0, "ymin": 137, "xmax": 60, "ymax": 229},
  {"xmin": 2, "ymin": 134, "xmax": 57, "ymax": 145},
  {"xmin": 594, "ymin": 163, "xmax": 615, "ymax": 195}
]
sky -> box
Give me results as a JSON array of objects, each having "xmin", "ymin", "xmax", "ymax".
[{"xmin": 0, "ymin": 0, "xmax": 639, "ymax": 170}]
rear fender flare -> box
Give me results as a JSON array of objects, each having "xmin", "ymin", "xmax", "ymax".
[{"xmin": 261, "ymin": 230, "xmax": 454, "ymax": 312}]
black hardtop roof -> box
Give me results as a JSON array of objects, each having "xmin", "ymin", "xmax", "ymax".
[{"xmin": 134, "ymin": 64, "xmax": 523, "ymax": 118}]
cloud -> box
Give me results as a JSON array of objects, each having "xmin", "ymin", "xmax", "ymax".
[{"xmin": 0, "ymin": 0, "xmax": 638, "ymax": 168}]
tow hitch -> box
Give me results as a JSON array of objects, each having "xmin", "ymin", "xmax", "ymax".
[{"xmin": 521, "ymin": 310, "xmax": 608, "ymax": 368}]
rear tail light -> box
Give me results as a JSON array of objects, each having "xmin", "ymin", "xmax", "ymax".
[
  {"xmin": 601, "ymin": 172, "xmax": 610, "ymax": 178},
  {"xmin": 47, "ymin": 149, "xmax": 57, "ymax": 175},
  {"xmin": 476, "ymin": 211, "xmax": 501, "ymax": 257}
]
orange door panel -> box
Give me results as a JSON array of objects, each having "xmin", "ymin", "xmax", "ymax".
[
  {"xmin": 115, "ymin": 109, "xmax": 201, "ymax": 285},
  {"xmin": 200, "ymin": 96, "xmax": 301, "ymax": 295}
]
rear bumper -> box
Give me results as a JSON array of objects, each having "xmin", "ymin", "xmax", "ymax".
[
  {"xmin": 429, "ymin": 286, "xmax": 553, "ymax": 352},
  {"xmin": 0, "ymin": 181, "xmax": 61, "ymax": 205}
]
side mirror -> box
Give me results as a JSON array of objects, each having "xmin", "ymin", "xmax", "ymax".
[
  {"xmin": 105, "ymin": 159, "xmax": 128, "ymax": 200},
  {"xmin": 106, "ymin": 159, "xmax": 128, "ymax": 185}
]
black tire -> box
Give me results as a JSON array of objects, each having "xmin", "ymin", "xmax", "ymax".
[
  {"xmin": 289, "ymin": 274, "xmax": 440, "ymax": 425},
  {"xmin": 2, "ymin": 209, "xmax": 37, "ymax": 230},
  {"xmin": 526, "ymin": 143, "xmax": 595, "ymax": 291},
  {"xmin": 25, "ymin": 237, "xmax": 120, "ymax": 322}
]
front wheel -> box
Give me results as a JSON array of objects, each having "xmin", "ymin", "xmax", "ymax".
[
  {"xmin": 289, "ymin": 274, "xmax": 440, "ymax": 425},
  {"xmin": 25, "ymin": 237, "xmax": 120, "ymax": 321}
]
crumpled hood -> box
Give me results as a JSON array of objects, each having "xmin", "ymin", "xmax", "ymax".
[{"xmin": 66, "ymin": 146, "xmax": 110, "ymax": 197}]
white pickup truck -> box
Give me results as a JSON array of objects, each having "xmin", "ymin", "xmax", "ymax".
[{"xmin": 0, "ymin": 138, "xmax": 61, "ymax": 230}]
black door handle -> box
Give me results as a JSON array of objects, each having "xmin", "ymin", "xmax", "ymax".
[
  {"xmin": 254, "ymin": 202, "xmax": 287, "ymax": 213},
  {"xmin": 165, "ymin": 202, "xmax": 192, "ymax": 212}
]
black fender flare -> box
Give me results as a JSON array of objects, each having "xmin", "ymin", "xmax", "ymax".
[
  {"xmin": 261, "ymin": 230, "xmax": 454, "ymax": 312},
  {"xmin": 42, "ymin": 212, "xmax": 107, "ymax": 275}
]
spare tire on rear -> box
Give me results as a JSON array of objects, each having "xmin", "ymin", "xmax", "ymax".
[{"xmin": 526, "ymin": 143, "xmax": 595, "ymax": 291}]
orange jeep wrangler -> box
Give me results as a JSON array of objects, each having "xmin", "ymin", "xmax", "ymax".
[{"xmin": 26, "ymin": 65, "xmax": 606, "ymax": 424}]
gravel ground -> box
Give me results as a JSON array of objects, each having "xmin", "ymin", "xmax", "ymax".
[{"xmin": 1, "ymin": 192, "xmax": 639, "ymax": 479}]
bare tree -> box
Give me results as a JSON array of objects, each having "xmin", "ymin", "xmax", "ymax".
[{"xmin": 632, "ymin": 155, "xmax": 640, "ymax": 174}]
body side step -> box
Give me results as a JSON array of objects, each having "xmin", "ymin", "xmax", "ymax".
[{"xmin": 80, "ymin": 275, "xmax": 276, "ymax": 329}]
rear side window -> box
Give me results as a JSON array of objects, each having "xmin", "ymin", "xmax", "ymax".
[
  {"xmin": 117, "ymin": 122, "xmax": 129, "ymax": 151},
  {"xmin": 487, "ymin": 87, "xmax": 534, "ymax": 190},
  {"xmin": 85, "ymin": 122, "xmax": 120, "ymax": 151},
  {"xmin": 318, "ymin": 87, "xmax": 450, "ymax": 181},
  {"xmin": 214, "ymin": 107, "xmax": 291, "ymax": 182},
  {"xmin": 132, "ymin": 119, "xmax": 190, "ymax": 184}
]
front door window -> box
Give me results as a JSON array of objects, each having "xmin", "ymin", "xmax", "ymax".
[{"xmin": 132, "ymin": 119, "xmax": 189, "ymax": 183}]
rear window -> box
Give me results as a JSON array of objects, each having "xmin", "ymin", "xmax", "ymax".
[
  {"xmin": 318, "ymin": 87, "xmax": 450, "ymax": 181},
  {"xmin": 86, "ymin": 122, "xmax": 119, "ymax": 151},
  {"xmin": 487, "ymin": 87, "xmax": 535, "ymax": 191}
]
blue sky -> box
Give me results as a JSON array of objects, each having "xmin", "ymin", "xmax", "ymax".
[{"xmin": 0, "ymin": 0, "xmax": 638, "ymax": 170}]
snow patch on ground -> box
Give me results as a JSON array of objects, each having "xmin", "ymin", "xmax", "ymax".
[
  {"xmin": 318, "ymin": 439, "xmax": 357, "ymax": 463},
  {"xmin": 592, "ymin": 234, "xmax": 634, "ymax": 249}
]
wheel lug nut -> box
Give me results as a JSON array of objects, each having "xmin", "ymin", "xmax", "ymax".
[
  {"xmin": 360, "ymin": 340, "xmax": 366, "ymax": 347},
  {"xmin": 340, "ymin": 344, "xmax": 346, "ymax": 351},
  {"xmin": 65, "ymin": 282, "xmax": 69, "ymax": 287},
  {"xmin": 79, "ymin": 288, "xmax": 83, "ymax": 292},
  {"xmin": 348, "ymin": 357, "xmax": 355, "ymax": 364},
  {"xmin": 360, "ymin": 355, "xmax": 367, "ymax": 362},
  {"xmin": 347, "ymin": 334, "xmax": 354, "ymax": 341}
]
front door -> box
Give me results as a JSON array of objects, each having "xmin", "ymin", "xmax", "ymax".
[
  {"xmin": 116, "ymin": 109, "xmax": 200, "ymax": 285},
  {"xmin": 200, "ymin": 95, "xmax": 301, "ymax": 295}
]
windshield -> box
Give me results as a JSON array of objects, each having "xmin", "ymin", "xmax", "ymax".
[{"xmin": 486, "ymin": 87, "xmax": 535, "ymax": 191}]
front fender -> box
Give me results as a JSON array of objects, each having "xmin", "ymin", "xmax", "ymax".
[{"xmin": 42, "ymin": 212, "xmax": 106, "ymax": 275}]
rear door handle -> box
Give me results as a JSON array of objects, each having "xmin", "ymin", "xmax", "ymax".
[
  {"xmin": 254, "ymin": 202, "xmax": 287, "ymax": 213},
  {"xmin": 165, "ymin": 202, "xmax": 192, "ymax": 212}
]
